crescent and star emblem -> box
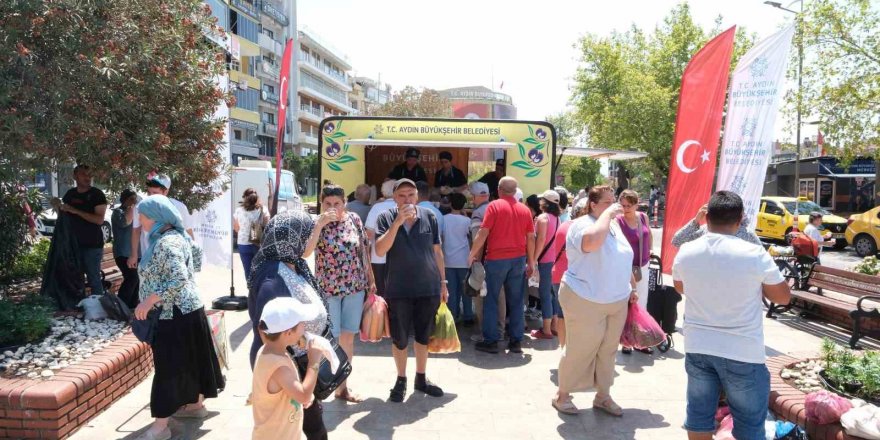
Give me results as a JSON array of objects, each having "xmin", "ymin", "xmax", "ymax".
[
  {"xmin": 675, "ymin": 140, "xmax": 711, "ymax": 174},
  {"xmin": 279, "ymin": 77, "xmax": 288, "ymax": 111}
]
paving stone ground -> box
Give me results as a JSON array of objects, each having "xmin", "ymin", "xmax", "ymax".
[{"xmin": 69, "ymin": 231, "xmax": 877, "ymax": 440}]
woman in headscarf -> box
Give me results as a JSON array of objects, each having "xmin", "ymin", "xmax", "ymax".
[
  {"xmin": 248, "ymin": 209, "xmax": 330, "ymax": 440},
  {"xmin": 133, "ymin": 195, "xmax": 225, "ymax": 440}
]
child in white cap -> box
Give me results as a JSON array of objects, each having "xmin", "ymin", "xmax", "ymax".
[{"xmin": 252, "ymin": 297, "xmax": 325, "ymax": 440}]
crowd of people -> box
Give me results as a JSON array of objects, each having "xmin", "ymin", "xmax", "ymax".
[{"xmin": 54, "ymin": 150, "xmax": 794, "ymax": 440}]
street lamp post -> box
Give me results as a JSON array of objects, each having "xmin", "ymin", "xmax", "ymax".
[{"xmin": 765, "ymin": 0, "xmax": 804, "ymax": 223}]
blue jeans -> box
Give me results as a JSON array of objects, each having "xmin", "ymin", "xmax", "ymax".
[
  {"xmin": 445, "ymin": 268, "xmax": 473, "ymax": 321},
  {"xmin": 238, "ymin": 244, "xmax": 257, "ymax": 282},
  {"xmin": 685, "ymin": 353, "xmax": 770, "ymax": 440},
  {"xmin": 79, "ymin": 247, "xmax": 104, "ymax": 296},
  {"xmin": 551, "ymin": 283, "xmax": 564, "ymax": 318},
  {"xmin": 483, "ymin": 256, "xmax": 526, "ymax": 343},
  {"xmin": 326, "ymin": 291, "xmax": 366, "ymax": 338},
  {"xmin": 537, "ymin": 262, "xmax": 560, "ymax": 320}
]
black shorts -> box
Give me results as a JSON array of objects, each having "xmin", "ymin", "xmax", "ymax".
[
  {"xmin": 387, "ymin": 295, "xmax": 441, "ymax": 349},
  {"xmin": 372, "ymin": 263, "xmax": 387, "ymax": 297}
]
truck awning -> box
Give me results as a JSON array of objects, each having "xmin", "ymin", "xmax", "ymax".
[
  {"xmin": 555, "ymin": 146, "xmax": 647, "ymax": 161},
  {"xmin": 344, "ymin": 139, "xmax": 516, "ymax": 149},
  {"xmin": 818, "ymin": 173, "xmax": 875, "ymax": 179}
]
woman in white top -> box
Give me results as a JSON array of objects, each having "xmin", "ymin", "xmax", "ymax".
[
  {"xmin": 234, "ymin": 188, "xmax": 269, "ymax": 282},
  {"xmin": 552, "ymin": 185, "xmax": 637, "ymax": 417}
]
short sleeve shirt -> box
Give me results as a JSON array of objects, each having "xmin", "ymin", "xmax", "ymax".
[
  {"xmin": 551, "ymin": 221, "xmax": 572, "ymax": 284},
  {"xmin": 480, "ymin": 196, "xmax": 535, "ymax": 261},
  {"xmin": 672, "ymin": 233, "xmax": 784, "ymax": 363},
  {"xmin": 376, "ymin": 207, "xmax": 441, "ymax": 298},
  {"xmin": 364, "ymin": 199, "xmax": 397, "ymax": 264},
  {"xmin": 387, "ymin": 163, "xmax": 428, "ymax": 182},
  {"xmin": 434, "ymin": 166, "xmax": 467, "ymax": 188},
  {"xmin": 62, "ymin": 187, "xmax": 108, "ymax": 248},
  {"xmin": 315, "ymin": 213, "xmax": 370, "ymax": 297}
]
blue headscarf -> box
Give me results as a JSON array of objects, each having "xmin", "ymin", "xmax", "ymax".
[{"xmin": 138, "ymin": 195, "xmax": 187, "ymax": 269}]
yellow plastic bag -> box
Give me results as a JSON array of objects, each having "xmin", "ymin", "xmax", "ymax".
[{"xmin": 428, "ymin": 302, "xmax": 461, "ymax": 354}]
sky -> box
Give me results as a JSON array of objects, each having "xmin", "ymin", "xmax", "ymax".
[{"xmin": 297, "ymin": 0, "xmax": 798, "ymax": 126}]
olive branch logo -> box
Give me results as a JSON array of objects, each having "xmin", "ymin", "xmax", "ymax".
[
  {"xmin": 321, "ymin": 120, "xmax": 356, "ymax": 171},
  {"xmin": 512, "ymin": 125, "xmax": 549, "ymax": 177}
]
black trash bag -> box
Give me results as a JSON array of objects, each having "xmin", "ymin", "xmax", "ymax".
[{"xmin": 40, "ymin": 212, "xmax": 84, "ymax": 311}]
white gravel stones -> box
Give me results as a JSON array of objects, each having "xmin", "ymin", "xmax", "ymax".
[
  {"xmin": 0, "ymin": 316, "xmax": 127, "ymax": 380},
  {"xmin": 782, "ymin": 359, "xmax": 826, "ymax": 393}
]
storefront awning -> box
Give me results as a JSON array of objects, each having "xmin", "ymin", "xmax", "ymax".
[
  {"xmin": 555, "ymin": 146, "xmax": 647, "ymax": 161},
  {"xmin": 819, "ymin": 173, "xmax": 875, "ymax": 179},
  {"xmin": 344, "ymin": 139, "xmax": 516, "ymax": 149}
]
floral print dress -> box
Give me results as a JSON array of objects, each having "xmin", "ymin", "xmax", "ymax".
[
  {"xmin": 138, "ymin": 232, "xmax": 203, "ymax": 319},
  {"xmin": 315, "ymin": 212, "xmax": 370, "ymax": 298}
]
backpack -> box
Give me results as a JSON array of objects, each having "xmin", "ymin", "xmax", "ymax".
[
  {"xmin": 248, "ymin": 209, "xmax": 265, "ymax": 245},
  {"xmin": 787, "ymin": 231, "xmax": 819, "ymax": 259}
]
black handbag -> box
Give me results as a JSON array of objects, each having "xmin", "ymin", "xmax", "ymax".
[
  {"xmin": 287, "ymin": 327, "xmax": 352, "ymax": 401},
  {"xmin": 100, "ymin": 293, "xmax": 132, "ymax": 322},
  {"xmin": 132, "ymin": 307, "xmax": 160, "ymax": 345}
]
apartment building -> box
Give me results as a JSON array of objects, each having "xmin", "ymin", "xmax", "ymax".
[{"xmin": 350, "ymin": 76, "xmax": 392, "ymax": 114}]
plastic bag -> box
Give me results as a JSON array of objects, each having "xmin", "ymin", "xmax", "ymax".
[
  {"xmin": 428, "ymin": 302, "xmax": 461, "ymax": 354},
  {"xmin": 619, "ymin": 302, "xmax": 666, "ymax": 349},
  {"xmin": 78, "ymin": 295, "xmax": 107, "ymax": 320},
  {"xmin": 359, "ymin": 294, "xmax": 390, "ymax": 343},
  {"xmin": 715, "ymin": 414, "xmax": 735, "ymax": 440},
  {"xmin": 805, "ymin": 390, "xmax": 853, "ymax": 425},
  {"xmin": 841, "ymin": 400, "xmax": 880, "ymax": 439}
]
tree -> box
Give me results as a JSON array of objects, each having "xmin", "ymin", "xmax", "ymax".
[
  {"xmin": 0, "ymin": 0, "xmax": 231, "ymax": 211},
  {"xmin": 283, "ymin": 151, "xmax": 319, "ymax": 190},
  {"xmin": 793, "ymin": 0, "xmax": 879, "ymax": 201},
  {"xmin": 545, "ymin": 111, "xmax": 603, "ymax": 190},
  {"xmin": 571, "ymin": 3, "xmax": 755, "ymax": 186},
  {"xmin": 366, "ymin": 86, "xmax": 452, "ymax": 117}
]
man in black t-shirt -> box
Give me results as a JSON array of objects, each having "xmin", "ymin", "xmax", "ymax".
[
  {"xmin": 375, "ymin": 178, "xmax": 448, "ymax": 403},
  {"xmin": 386, "ymin": 148, "xmax": 428, "ymax": 182},
  {"xmin": 478, "ymin": 158, "xmax": 505, "ymax": 199},
  {"xmin": 61, "ymin": 165, "xmax": 109, "ymax": 296},
  {"xmin": 433, "ymin": 151, "xmax": 468, "ymax": 191}
]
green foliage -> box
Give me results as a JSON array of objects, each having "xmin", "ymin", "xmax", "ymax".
[
  {"xmin": 820, "ymin": 337, "xmax": 880, "ymax": 400},
  {"xmin": 366, "ymin": 86, "xmax": 452, "ymax": 118},
  {"xmin": 283, "ymin": 152, "xmax": 319, "ymax": 189},
  {"xmin": 571, "ymin": 3, "xmax": 756, "ymax": 184},
  {"xmin": 0, "ymin": 0, "xmax": 232, "ymax": 211},
  {"xmin": 0, "ymin": 180, "xmax": 31, "ymax": 275},
  {"xmin": 852, "ymin": 256, "xmax": 880, "ymax": 276},
  {"xmin": 558, "ymin": 156, "xmax": 603, "ymax": 191},
  {"xmin": 0, "ymin": 295, "xmax": 53, "ymax": 347},
  {"xmin": 791, "ymin": 0, "xmax": 880, "ymax": 161},
  {"xmin": 1, "ymin": 239, "xmax": 50, "ymax": 284}
]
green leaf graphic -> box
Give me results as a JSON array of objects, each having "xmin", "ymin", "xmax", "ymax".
[
  {"xmin": 331, "ymin": 132, "xmax": 346, "ymax": 139},
  {"xmin": 328, "ymin": 163, "xmax": 342, "ymax": 171},
  {"xmin": 524, "ymin": 137, "xmax": 540, "ymax": 144},
  {"xmin": 535, "ymin": 143, "xmax": 544, "ymax": 150},
  {"xmin": 518, "ymin": 143, "xmax": 526, "ymax": 159},
  {"xmin": 511, "ymin": 161, "xmax": 533, "ymax": 170},
  {"xmin": 528, "ymin": 125, "xmax": 535, "ymax": 137},
  {"xmin": 336, "ymin": 120, "xmax": 343, "ymax": 130},
  {"xmin": 324, "ymin": 136, "xmax": 335, "ymax": 146},
  {"xmin": 525, "ymin": 169, "xmax": 541, "ymax": 177},
  {"xmin": 343, "ymin": 143, "xmax": 349, "ymax": 153},
  {"xmin": 336, "ymin": 156, "xmax": 357, "ymax": 163}
]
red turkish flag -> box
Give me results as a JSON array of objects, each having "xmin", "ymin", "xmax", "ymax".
[
  {"xmin": 272, "ymin": 38, "xmax": 294, "ymax": 216},
  {"xmin": 660, "ymin": 27, "xmax": 737, "ymax": 274}
]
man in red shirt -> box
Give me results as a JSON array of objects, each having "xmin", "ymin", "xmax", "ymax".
[{"xmin": 469, "ymin": 177, "xmax": 536, "ymax": 354}]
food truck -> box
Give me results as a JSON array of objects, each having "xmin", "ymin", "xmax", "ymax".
[{"xmin": 317, "ymin": 116, "xmax": 556, "ymax": 205}]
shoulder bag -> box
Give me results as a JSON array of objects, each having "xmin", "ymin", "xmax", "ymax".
[
  {"xmin": 249, "ymin": 209, "xmax": 265, "ymax": 245},
  {"xmin": 536, "ymin": 216, "xmax": 560, "ymax": 262},
  {"xmin": 132, "ymin": 306, "xmax": 160, "ymax": 345},
  {"xmin": 631, "ymin": 213, "xmax": 646, "ymax": 282},
  {"xmin": 288, "ymin": 326, "xmax": 353, "ymax": 401}
]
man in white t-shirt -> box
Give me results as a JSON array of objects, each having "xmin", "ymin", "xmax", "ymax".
[
  {"xmin": 804, "ymin": 212, "xmax": 835, "ymax": 261},
  {"xmin": 365, "ymin": 180, "xmax": 397, "ymax": 296},
  {"xmin": 672, "ymin": 191, "xmax": 791, "ymax": 440},
  {"xmin": 127, "ymin": 174, "xmax": 194, "ymax": 268}
]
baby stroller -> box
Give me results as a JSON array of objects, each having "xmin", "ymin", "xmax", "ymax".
[{"xmin": 646, "ymin": 255, "xmax": 681, "ymax": 353}]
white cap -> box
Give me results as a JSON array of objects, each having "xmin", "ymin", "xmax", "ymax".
[{"xmin": 259, "ymin": 297, "xmax": 321, "ymax": 334}]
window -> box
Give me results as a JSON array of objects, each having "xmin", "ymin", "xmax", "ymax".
[
  {"xmin": 263, "ymin": 112, "xmax": 275, "ymax": 124},
  {"xmin": 764, "ymin": 202, "xmax": 785, "ymax": 216},
  {"xmin": 233, "ymin": 87, "xmax": 259, "ymax": 111},
  {"xmin": 263, "ymin": 84, "xmax": 275, "ymax": 94},
  {"xmin": 229, "ymin": 10, "xmax": 259, "ymax": 43},
  {"xmin": 263, "ymin": 29, "xmax": 274, "ymax": 39},
  {"xmin": 233, "ymin": 130, "xmax": 243, "ymax": 140}
]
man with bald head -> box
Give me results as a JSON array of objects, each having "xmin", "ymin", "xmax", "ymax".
[
  {"xmin": 469, "ymin": 176, "xmax": 536, "ymax": 354},
  {"xmin": 347, "ymin": 183, "xmax": 373, "ymax": 223}
]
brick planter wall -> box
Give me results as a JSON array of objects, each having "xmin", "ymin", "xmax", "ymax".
[
  {"xmin": 0, "ymin": 333, "xmax": 152, "ymax": 439},
  {"xmin": 768, "ymin": 355, "xmax": 858, "ymax": 440}
]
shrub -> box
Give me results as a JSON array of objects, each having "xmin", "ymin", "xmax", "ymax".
[
  {"xmin": 0, "ymin": 295, "xmax": 53, "ymax": 347},
  {"xmin": 820, "ymin": 337, "xmax": 880, "ymax": 400},
  {"xmin": 1, "ymin": 238, "xmax": 50, "ymax": 284},
  {"xmin": 853, "ymin": 256, "xmax": 880, "ymax": 276}
]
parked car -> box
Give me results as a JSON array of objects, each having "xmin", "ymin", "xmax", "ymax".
[
  {"xmin": 846, "ymin": 206, "xmax": 880, "ymax": 257},
  {"xmin": 36, "ymin": 204, "xmax": 114, "ymax": 243},
  {"xmin": 756, "ymin": 196, "xmax": 849, "ymax": 250}
]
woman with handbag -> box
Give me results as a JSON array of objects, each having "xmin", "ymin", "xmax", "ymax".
[
  {"xmin": 530, "ymin": 189, "xmax": 562, "ymax": 340},
  {"xmin": 234, "ymin": 188, "xmax": 269, "ymax": 282},
  {"xmin": 249, "ymin": 210, "xmax": 331, "ymax": 440},
  {"xmin": 551, "ymin": 185, "xmax": 637, "ymax": 417},
  {"xmin": 132, "ymin": 195, "xmax": 225, "ymax": 440},
  {"xmin": 302, "ymin": 184, "xmax": 375, "ymax": 403},
  {"xmin": 616, "ymin": 189, "xmax": 653, "ymax": 355}
]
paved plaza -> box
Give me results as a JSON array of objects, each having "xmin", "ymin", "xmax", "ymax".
[{"xmin": 69, "ymin": 231, "xmax": 876, "ymax": 440}]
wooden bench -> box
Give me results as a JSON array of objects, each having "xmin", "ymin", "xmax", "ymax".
[
  {"xmin": 790, "ymin": 265, "xmax": 880, "ymax": 348},
  {"xmin": 85, "ymin": 246, "xmax": 124, "ymax": 295}
]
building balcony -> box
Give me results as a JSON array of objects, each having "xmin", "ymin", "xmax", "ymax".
[
  {"xmin": 300, "ymin": 132, "xmax": 318, "ymax": 146},
  {"xmin": 231, "ymin": 138, "xmax": 260, "ymax": 157},
  {"xmin": 298, "ymin": 82, "xmax": 355, "ymax": 114},
  {"xmin": 258, "ymin": 33, "xmax": 283, "ymax": 57},
  {"xmin": 298, "ymin": 105, "xmax": 322, "ymax": 123},
  {"xmin": 258, "ymin": 61, "xmax": 280, "ymax": 81},
  {"xmin": 229, "ymin": 70, "xmax": 261, "ymax": 91},
  {"xmin": 259, "ymin": 1, "xmax": 288, "ymax": 26},
  {"xmin": 259, "ymin": 122, "xmax": 278, "ymax": 137},
  {"xmin": 297, "ymin": 52, "xmax": 351, "ymax": 92}
]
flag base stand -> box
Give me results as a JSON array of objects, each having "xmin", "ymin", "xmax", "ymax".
[{"xmin": 212, "ymin": 295, "xmax": 248, "ymax": 311}]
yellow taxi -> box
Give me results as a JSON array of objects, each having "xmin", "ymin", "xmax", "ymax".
[
  {"xmin": 756, "ymin": 196, "xmax": 849, "ymax": 249},
  {"xmin": 846, "ymin": 206, "xmax": 880, "ymax": 257}
]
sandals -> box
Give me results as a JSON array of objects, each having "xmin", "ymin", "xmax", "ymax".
[
  {"xmin": 172, "ymin": 404, "xmax": 208, "ymax": 419},
  {"xmin": 335, "ymin": 388, "xmax": 364, "ymax": 403},
  {"xmin": 593, "ymin": 396, "xmax": 623, "ymax": 417},
  {"xmin": 389, "ymin": 378, "xmax": 407, "ymax": 403},
  {"xmin": 552, "ymin": 397, "xmax": 579, "ymax": 415}
]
